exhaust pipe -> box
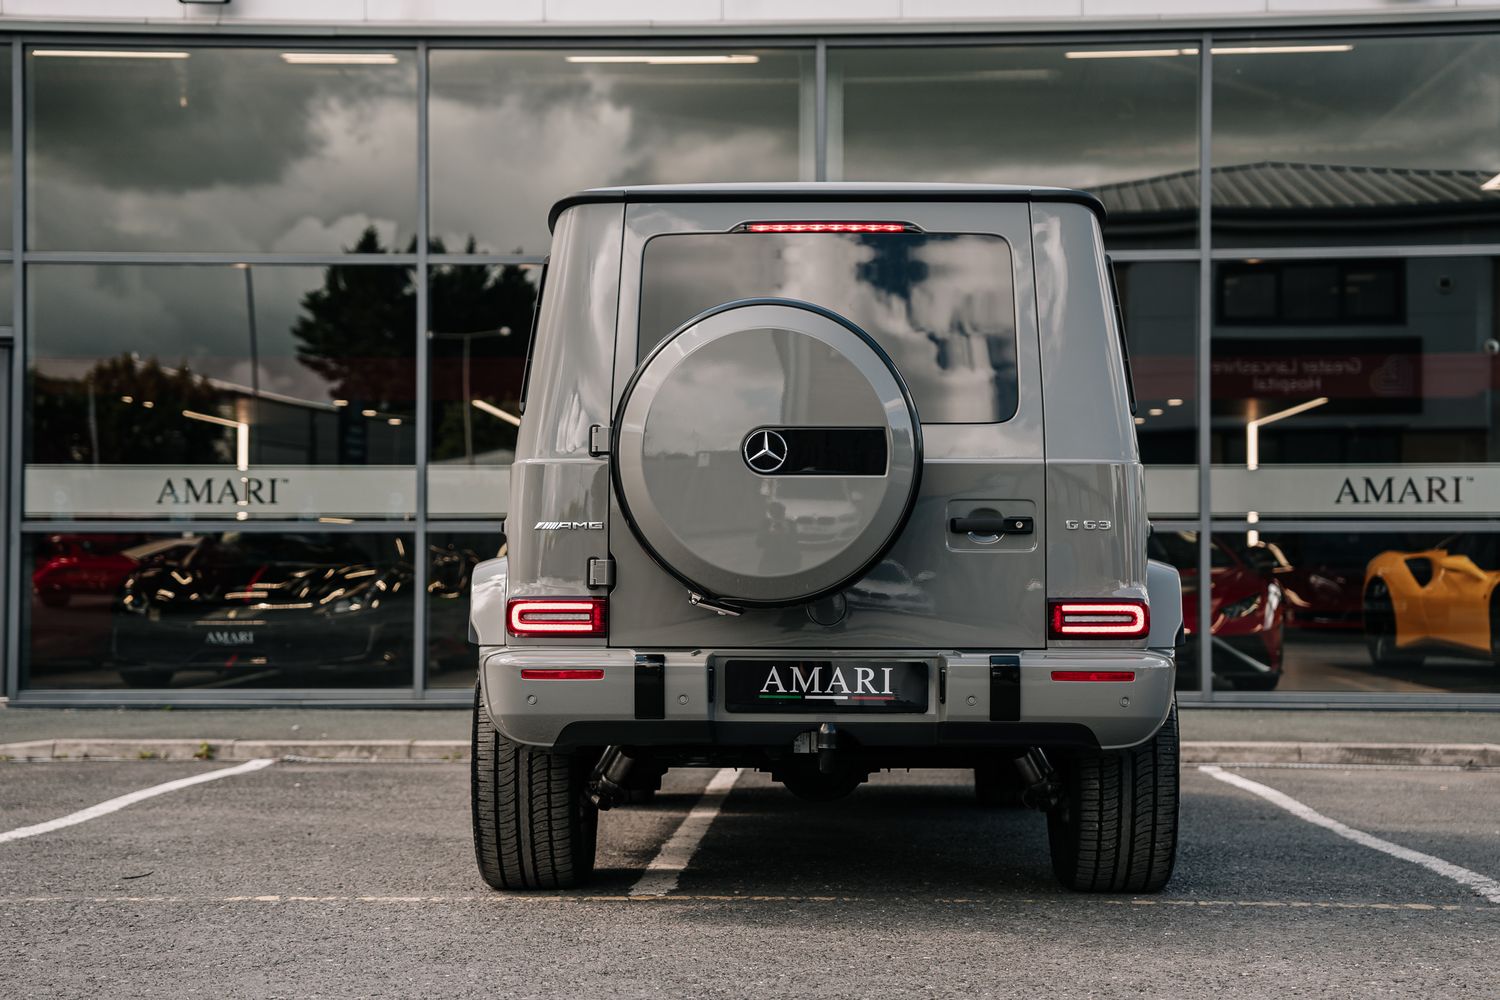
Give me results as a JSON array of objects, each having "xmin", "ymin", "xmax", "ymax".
[
  {"xmin": 587, "ymin": 746, "xmax": 636, "ymax": 810},
  {"xmin": 1013, "ymin": 747, "xmax": 1064, "ymax": 812}
]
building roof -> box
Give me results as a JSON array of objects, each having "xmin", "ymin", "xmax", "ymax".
[
  {"xmin": 549, "ymin": 182, "xmax": 1104, "ymax": 230},
  {"xmin": 1096, "ymin": 161, "xmax": 1499, "ymax": 216}
]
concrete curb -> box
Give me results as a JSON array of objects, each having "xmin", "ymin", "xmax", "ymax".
[
  {"xmin": 1180, "ymin": 741, "xmax": 1500, "ymax": 769},
  {"xmin": 0, "ymin": 738, "xmax": 470, "ymax": 763},
  {"xmin": 1, "ymin": 738, "xmax": 1497, "ymax": 767}
]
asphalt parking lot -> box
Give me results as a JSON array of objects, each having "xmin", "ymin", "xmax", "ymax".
[{"xmin": 3, "ymin": 759, "xmax": 1498, "ymax": 999}]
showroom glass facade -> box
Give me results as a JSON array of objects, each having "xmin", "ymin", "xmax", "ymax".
[{"xmin": 3, "ymin": 29, "xmax": 1499, "ymax": 705}]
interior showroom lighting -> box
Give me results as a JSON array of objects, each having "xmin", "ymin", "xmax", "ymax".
[
  {"xmin": 1065, "ymin": 49, "xmax": 1186, "ymax": 59},
  {"xmin": 182, "ymin": 409, "xmax": 250, "ymax": 472},
  {"xmin": 565, "ymin": 54, "xmax": 760, "ymax": 65},
  {"xmin": 280, "ymin": 53, "xmax": 400, "ymax": 65},
  {"xmin": 473, "ymin": 399, "xmax": 522, "ymax": 427},
  {"xmin": 33, "ymin": 49, "xmax": 190, "ymax": 59},
  {"xmin": 1246, "ymin": 397, "xmax": 1329, "ymax": 471},
  {"xmin": 1067, "ymin": 44, "xmax": 1353, "ymax": 58}
]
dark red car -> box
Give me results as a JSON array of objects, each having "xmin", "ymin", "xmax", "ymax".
[
  {"xmin": 33, "ymin": 535, "xmax": 200, "ymax": 608},
  {"xmin": 32, "ymin": 534, "xmax": 147, "ymax": 607},
  {"xmin": 1270, "ymin": 534, "xmax": 1366, "ymax": 632},
  {"xmin": 1149, "ymin": 531, "xmax": 1285, "ymax": 691}
]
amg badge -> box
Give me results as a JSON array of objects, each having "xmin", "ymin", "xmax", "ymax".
[{"xmin": 533, "ymin": 521, "xmax": 604, "ymax": 531}]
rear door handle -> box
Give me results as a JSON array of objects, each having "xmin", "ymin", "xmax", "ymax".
[{"xmin": 949, "ymin": 515, "xmax": 1033, "ymax": 536}]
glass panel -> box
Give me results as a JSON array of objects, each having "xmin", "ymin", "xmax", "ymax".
[
  {"xmin": 1210, "ymin": 255, "xmax": 1500, "ymax": 518},
  {"xmin": 426, "ymin": 531, "xmax": 503, "ymax": 688},
  {"xmin": 0, "ymin": 263, "xmax": 13, "ymax": 324},
  {"xmin": 23, "ymin": 530, "xmax": 416, "ymax": 690},
  {"xmin": 1212, "ymin": 35, "xmax": 1500, "ymax": 247},
  {"xmin": 28, "ymin": 47, "xmax": 417, "ymax": 252},
  {"xmin": 26, "ymin": 263, "xmax": 417, "ymax": 520},
  {"xmin": 1118, "ymin": 261, "xmax": 1197, "ymax": 516},
  {"xmin": 1211, "ymin": 529, "xmax": 1500, "ymax": 693},
  {"xmin": 0, "ymin": 45, "xmax": 12, "ymax": 249},
  {"xmin": 429, "ymin": 48, "xmax": 813, "ymax": 255},
  {"xmin": 427, "ymin": 264, "xmax": 539, "ymax": 518},
  {"xmin": 830, "ymin": 44, "xmax": 1199, "ymax": 250},
  {"xmin": 1144, "ymin": 528, "xmax": 1205, "ymax": 693},
  {"xmin": 639, "ymin": 231, "xmax": 1019, "ymax": 423}
]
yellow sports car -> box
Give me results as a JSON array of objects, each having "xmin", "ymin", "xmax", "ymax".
[{"xmin": 1363, "ymin": 535, "xmax": 1500, "ymax": 667}]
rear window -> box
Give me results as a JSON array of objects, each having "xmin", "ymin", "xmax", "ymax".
[{"xmin": 639, "ymin": 231, "xmax": 1018, "ymax": 423}]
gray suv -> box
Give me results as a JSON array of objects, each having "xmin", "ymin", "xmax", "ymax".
[{"xmin": 469, "ymin": 183, "xmax": 1183, "ymax": 893}]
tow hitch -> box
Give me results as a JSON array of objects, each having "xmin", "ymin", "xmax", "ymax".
[{"xmin": 792, "ymin": 722, "xmax": 842, "ymax": 774}]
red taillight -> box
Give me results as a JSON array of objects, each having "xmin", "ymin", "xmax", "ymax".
[
  {"xmin": 519, "ymin": 668, "xmax": 605, "ymax": 681},
  {"xmin": 1049, "ymin": 600, "xmax": 1149, "ymax": 638},
  {"xmin": 506, "ymin": 598, "xmax": 607, "ymax": 638},
  {"xmin": 1051, "ymin": 670, "xmax": 1137, "ymax": 683},
  {"xmin": 743, "ymin": 222, "xmax": 910, "ymax": 234}
]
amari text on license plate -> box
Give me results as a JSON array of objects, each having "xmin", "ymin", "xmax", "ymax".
[
  {"xmin": 723, "ymin": 659, "xmax": 928, "ymax": 714},
  {"xmin": 204, "ymin": 629, "xmax": 256, "ymax": 647}
]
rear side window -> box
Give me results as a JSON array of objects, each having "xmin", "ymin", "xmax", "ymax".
[{"xmin": 639, "ymin": 231, "xmax": 1018, "ymax": 423}]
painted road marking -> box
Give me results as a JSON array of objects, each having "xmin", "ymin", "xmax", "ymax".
[
  {"xmin": 628, "ymin": 767, "xmax": 741, "ymax": 897},
  {"xmin": 0, "ymin": 894, "xmax": 1489, "ymax": 913},
  {"xmin": 1201, "ymin": 765, "xmax": 1500, "ymax": 905},
  {"xmin": 0, "ymin": 759, "xmax": 276, "ymax": 845}
]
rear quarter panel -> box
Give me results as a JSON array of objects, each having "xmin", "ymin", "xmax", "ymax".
[
  {"xmin": 1033, "ymin": 203, "xmax": 1150, "ymax": 645},
  {"xmin": 504, "ymin": 202, "xmax": 624, "ymax": 647}
]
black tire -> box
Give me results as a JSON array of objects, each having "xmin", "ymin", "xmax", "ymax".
[
  {"xmin": 119, "ymin": 668, "xmax": 174, "ymax": 688},
  {"xmin": 974, "ymin": 761, "xmax": 1025, "ymax": 807},
  {"xmin": 471, "ymin": 684, "xmax": 598, "ymax": 890},
  {"xmin": 38, "ymin": 590, "xmax": 69, "ymax": 609},
  {"xmin": 1047, "ymin": 704, "xmax": 1179, "ymax": 893},
  {"xmin": 1231, "ymin": 673, "xmax": 1281, "ymax": 692},
  {"xmin": 1364, "ymin": 579, "xmax": 1424, "ymax": 668}
]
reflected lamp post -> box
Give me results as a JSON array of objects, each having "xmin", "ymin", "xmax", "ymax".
[
  {"xmin": 430, "ymin": 327, "xmax": 510, "ymax": 464},
  {"xmin": 234, "ymin": 263, "xmax": 259, "ymax": 466}
]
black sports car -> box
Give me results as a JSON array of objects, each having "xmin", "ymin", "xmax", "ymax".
[{"xmin": 111, "ymin": 533, "xmax": 474, "ymax": 688}]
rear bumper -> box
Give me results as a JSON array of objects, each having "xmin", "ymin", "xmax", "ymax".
[{"xmin": 480, "ymin": 647, "xmax": 1175, "ymax": 752}]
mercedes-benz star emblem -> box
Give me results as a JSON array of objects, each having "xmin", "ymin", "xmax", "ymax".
[{"xmin": 744, "ymin": 429, "xmax": 789, "ymax": 474}]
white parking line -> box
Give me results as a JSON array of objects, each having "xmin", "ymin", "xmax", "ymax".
[
  {"xmin": 0, "ymin": 758, "xmax": 276, "ymax": 845},
  {"xmin": 628, "ymin": 767, "xmax": 741, "ymax": 897},
  {"xmin": 1201, "ymin": 765, "xmax": 1500, "ymax": 905}
]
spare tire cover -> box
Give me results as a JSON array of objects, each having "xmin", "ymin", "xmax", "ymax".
[{"xmin": 614, "ymin": 300, "xmax": 921, "ymax": 606}]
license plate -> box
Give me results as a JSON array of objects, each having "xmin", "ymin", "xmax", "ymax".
[{"xmin": 723, "ymin": 659, "xmax": 928, "ymax": 714}]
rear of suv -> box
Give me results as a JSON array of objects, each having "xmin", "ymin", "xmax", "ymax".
[{"xmin": 469, "ymin": 183, "xmax": 1183, "ymax": 893}]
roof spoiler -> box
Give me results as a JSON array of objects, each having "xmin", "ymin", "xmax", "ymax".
[{"xmin": 547, "ymin": 184, "xmax": 1105, "ymax": 232}]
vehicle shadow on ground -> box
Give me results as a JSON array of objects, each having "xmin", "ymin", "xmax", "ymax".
[
  {"xmin": 591, "ymin": 772, "xmax": 1497, "ymax": 910},
  {"xmin": 670, "ymin": 781, "xmax": 1062, "ymax": 898}
]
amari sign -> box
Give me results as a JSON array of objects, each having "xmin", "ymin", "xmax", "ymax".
[
  {"xmin": 26, "ymin": 466, "xmax": 418, "ymax": 519},
  {"xmin": 1204, "ymin": 466, "xmax": 1494, "ymax": 517},
  {"xmin": 1333, "ymin": 474, "xmax": 1472, "ymax": 507},
  {"xmin": 155, "ymin": 475, "xmax": 290, "ymax": 508}
]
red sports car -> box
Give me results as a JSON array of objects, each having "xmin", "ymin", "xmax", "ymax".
[{"xmin": 1149, "ymin": 531, "xmax": 1285, "ymax": 691}]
